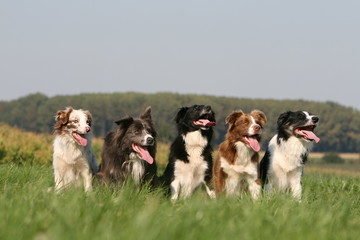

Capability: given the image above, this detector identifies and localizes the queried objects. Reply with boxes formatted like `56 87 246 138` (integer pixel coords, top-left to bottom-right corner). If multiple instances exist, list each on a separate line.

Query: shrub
322 152 345 164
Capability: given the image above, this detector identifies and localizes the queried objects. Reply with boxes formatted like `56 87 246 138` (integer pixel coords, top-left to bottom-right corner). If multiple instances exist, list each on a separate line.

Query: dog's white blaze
220 142 260 199
265 134 313 199
248 116 261 136
69 110 90 134
141 132 152 145
171 131 209 199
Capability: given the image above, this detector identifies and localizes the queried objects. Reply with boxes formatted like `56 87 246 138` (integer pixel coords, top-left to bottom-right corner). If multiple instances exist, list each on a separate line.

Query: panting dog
53 107 98 192
161 105 216 200
98 107 157 187
213 110 267 199
260 111 320 200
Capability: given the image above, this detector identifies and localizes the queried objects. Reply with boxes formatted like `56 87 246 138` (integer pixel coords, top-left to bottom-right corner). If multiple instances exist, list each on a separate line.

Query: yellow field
305 166 360 176
309 152 360 160
1 123 360 177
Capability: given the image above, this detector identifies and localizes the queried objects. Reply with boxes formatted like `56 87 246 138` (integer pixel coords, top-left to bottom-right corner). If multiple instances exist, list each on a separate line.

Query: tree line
0 92 359 152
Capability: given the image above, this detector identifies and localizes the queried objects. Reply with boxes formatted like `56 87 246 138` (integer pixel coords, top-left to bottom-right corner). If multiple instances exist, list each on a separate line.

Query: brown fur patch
251 110 267 129
54 107 73 135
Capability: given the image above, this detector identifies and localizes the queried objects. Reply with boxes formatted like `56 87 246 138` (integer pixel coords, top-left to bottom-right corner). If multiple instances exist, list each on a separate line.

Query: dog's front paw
207 190 216 199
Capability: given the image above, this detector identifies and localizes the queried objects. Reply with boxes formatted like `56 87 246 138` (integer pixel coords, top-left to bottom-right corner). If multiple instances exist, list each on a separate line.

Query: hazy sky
1 0 359 109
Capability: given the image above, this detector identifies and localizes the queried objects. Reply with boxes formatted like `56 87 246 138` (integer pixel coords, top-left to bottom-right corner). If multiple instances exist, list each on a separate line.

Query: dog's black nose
312 116 319 123
146 136 154 145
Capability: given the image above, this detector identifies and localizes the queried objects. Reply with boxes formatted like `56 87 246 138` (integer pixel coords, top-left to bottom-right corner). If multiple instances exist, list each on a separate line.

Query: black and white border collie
213 110 267 199
98 107 157 187
161 105 216 200
260 111 320 200
53 107 98 192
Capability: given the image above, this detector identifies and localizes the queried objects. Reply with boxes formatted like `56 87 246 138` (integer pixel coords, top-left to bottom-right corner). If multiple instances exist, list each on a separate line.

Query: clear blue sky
1 0 359 109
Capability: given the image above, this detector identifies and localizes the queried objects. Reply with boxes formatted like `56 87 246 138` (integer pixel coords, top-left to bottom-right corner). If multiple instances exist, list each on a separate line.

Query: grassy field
0 164 359 240
1 123 360 239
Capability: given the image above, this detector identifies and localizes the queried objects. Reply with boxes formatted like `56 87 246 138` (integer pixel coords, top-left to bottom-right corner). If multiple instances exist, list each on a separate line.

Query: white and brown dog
213 110 267 199
260 111 320 200
53 107 98 192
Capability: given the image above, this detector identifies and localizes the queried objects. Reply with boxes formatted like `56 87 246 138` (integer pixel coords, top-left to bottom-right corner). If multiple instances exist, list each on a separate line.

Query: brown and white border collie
260 111 320 200
213 110 267 199
161 105 216 200
53 107 98 192
98 107 157 187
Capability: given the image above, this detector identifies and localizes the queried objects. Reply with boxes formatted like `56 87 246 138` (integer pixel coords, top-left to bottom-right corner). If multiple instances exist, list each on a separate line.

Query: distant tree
322 152 345 164
1 92 360 152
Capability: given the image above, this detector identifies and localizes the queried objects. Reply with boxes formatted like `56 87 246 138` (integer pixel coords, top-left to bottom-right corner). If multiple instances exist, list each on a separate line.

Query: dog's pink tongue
72 133 88 146
245 137 261 152
194 119 216 126
302 130 320 143
132 144 154 164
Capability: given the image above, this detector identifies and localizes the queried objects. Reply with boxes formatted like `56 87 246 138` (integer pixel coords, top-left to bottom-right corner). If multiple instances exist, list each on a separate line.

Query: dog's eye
240 119 249 125
297 112 306 120
71 119 79 124
87 120 91 126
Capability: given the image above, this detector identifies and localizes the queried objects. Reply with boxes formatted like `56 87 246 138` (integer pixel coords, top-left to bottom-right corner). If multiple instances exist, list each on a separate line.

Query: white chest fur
269 135 313 173
220 141 257 178
172 131 209 198
53 135 87 165
183 131 208 159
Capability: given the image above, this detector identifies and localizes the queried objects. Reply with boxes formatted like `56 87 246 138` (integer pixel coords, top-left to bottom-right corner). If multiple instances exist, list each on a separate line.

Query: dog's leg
247 177 261 199
81 169 93 192
170 179 181 201
60 168 77 190
54 170 65 193
289 169 303 200
203 181 215 199
225 174 241 197
271 165 288 192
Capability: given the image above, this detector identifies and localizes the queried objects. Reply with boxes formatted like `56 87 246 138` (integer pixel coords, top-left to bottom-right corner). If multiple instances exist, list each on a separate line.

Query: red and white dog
213 110 267 199
53 107 98 192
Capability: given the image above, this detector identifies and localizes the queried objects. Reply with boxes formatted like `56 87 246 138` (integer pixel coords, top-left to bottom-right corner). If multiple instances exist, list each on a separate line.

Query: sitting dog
260 111 320 199
213 110 267 199
98 107 157 186
161 105 216 200
53 107 98 192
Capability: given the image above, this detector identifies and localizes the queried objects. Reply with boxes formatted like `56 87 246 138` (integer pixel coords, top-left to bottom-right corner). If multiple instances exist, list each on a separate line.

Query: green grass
0 164 359 240
0 124 359 239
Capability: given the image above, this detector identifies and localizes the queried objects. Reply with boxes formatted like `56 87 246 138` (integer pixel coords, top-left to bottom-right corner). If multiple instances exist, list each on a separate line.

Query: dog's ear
115 116 134 129
277 111 292 127
140 106 152 122
226 111 243 129
251 110 267 128
54 107 73 129
84 110 93 126
114 116 134 142
175 107 188 124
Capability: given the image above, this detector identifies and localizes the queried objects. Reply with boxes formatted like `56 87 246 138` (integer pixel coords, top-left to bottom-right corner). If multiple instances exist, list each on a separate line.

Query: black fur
259 149 271 185
98 107 157 186
161 105 216 195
